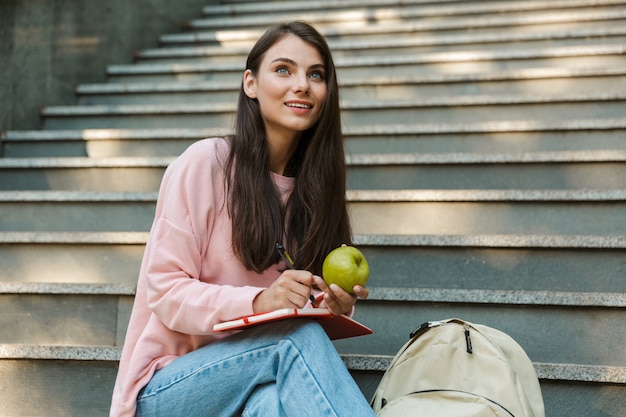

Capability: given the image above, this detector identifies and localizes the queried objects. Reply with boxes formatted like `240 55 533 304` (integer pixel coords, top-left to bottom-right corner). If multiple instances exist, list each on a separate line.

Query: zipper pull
410 320 446 338
464 324 473 354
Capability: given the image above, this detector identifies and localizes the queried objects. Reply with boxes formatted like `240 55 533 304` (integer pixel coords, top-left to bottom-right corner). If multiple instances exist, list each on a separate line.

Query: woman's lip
285 101 313 109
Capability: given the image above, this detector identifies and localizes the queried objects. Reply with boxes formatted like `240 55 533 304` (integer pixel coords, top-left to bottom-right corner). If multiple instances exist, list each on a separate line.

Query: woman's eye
309 71 324 81
276 67 289 75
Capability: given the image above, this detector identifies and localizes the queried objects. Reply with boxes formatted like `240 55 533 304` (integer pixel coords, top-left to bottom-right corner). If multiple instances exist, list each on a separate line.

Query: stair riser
0 359 118 417
139 35 626 65
105 54 626 83
346 130 626 155
3 163 626 191
78 90 240 105
0 359 621 417
0 201 156 232
41 101 626 130
0 294 132 346
0 242 144 285
351 201 626 236
361 245 626 293
2 200 626 236
0 167 165 192
3 243 624 294
337 302 626 365
3 138 199 158
6 129 626 158
348 163 626 190
77 75 626 106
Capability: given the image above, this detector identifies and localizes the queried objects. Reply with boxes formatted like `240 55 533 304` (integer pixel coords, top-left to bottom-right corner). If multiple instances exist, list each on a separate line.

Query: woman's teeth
286 103 312 109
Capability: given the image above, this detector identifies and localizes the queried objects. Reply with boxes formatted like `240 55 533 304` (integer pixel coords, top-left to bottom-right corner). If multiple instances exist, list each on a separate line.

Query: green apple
322 246 369 293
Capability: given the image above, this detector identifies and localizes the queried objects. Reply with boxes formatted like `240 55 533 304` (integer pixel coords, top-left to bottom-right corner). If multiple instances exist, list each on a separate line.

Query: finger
286 270 315 288
287 291 309 308
313 275 328 292
352 285 369 300
322 284 354 314
329 283 357 303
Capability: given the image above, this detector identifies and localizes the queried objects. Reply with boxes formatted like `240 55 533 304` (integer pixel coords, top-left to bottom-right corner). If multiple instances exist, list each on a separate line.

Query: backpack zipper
464 323 473 354
410 321 473 354
399 389 517 417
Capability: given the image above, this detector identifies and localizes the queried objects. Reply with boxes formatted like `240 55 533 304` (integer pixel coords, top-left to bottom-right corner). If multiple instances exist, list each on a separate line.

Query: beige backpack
371 318 545 417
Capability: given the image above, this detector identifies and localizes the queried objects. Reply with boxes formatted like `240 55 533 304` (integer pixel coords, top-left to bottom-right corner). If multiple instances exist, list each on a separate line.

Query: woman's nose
292 72 310 94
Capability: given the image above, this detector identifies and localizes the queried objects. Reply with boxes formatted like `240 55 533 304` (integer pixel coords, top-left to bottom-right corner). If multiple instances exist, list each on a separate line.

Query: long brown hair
224 21 351 274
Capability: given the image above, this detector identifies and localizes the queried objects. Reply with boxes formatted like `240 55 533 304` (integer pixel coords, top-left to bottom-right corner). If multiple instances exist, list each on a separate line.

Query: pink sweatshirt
110 138 298 417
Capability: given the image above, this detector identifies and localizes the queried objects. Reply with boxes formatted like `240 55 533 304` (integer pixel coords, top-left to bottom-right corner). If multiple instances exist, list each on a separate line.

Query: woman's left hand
312 275 368 316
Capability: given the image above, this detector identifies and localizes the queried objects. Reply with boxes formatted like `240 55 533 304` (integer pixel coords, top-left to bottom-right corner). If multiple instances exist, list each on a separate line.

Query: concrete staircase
1 0 626 415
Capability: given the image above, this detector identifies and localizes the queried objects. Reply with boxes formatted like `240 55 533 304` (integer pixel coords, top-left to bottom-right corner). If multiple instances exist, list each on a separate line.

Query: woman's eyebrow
271 57 297 65
271 57 325 70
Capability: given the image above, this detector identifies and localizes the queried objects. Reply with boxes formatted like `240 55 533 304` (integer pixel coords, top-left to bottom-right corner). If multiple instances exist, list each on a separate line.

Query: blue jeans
136 320 376 417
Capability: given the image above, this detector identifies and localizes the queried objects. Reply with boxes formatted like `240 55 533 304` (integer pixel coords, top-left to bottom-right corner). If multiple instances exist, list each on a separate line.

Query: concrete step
161 8 626 46
2 232 624 294
0 231 146 285
138 27 626 64
0 191 157 232
185 0 626 32
340 292 626 361
2 283 623 365
5 119 626 158
3 151 626 191
105 44 626 83
1 127 228 158
200 0 626 19
2 190 626 236
1 345 623 417
76 68 626 106
40 92 626 130
0 346 120 417
0 283 133 346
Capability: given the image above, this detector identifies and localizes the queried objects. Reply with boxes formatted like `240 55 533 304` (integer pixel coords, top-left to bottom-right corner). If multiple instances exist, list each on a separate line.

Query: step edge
366 287 626 307
352 234 626 249
4 151 626 167
0 345 623 383
0 282 135 295
346 189 626 202
2 189 626 203
1 282 623 308
1 232 624 249
341 354 626 384
0 231 149 244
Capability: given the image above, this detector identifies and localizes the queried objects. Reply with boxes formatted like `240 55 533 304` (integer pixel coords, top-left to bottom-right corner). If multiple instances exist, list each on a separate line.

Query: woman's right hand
252 269 316 313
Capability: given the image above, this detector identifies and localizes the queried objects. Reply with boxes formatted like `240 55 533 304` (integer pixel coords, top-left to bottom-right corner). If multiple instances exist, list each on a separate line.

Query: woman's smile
285 100 314 113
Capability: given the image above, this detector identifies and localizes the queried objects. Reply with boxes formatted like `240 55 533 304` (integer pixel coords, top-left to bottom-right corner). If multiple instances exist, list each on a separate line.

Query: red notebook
212 308 373 340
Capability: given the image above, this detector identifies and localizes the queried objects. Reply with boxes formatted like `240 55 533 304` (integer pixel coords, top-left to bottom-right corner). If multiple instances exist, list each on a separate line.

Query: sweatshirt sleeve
142 141 264 335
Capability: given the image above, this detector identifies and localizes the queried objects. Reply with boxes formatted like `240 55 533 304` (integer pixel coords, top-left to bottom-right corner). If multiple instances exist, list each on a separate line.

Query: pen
275 243 319 307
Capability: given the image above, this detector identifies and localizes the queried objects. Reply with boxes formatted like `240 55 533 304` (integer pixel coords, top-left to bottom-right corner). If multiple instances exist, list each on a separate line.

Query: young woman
110 21 375 417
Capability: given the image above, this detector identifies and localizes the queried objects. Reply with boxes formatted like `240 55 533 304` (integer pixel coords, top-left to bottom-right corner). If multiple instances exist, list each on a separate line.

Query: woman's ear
243 69 257 99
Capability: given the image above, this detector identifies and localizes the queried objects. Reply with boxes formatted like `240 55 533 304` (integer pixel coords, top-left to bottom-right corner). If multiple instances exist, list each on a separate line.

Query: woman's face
243 34 328 144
